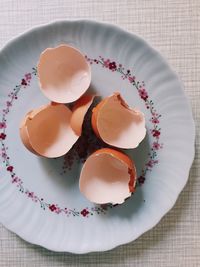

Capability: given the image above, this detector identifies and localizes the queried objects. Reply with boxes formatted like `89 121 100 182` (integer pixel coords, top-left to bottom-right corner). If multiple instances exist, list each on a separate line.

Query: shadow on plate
37 87 151 219
38 156 81 188
96 132 150 219
38 114 151 219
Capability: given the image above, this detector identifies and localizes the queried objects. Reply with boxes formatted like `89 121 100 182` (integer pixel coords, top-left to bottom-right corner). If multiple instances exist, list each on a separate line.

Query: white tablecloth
0 0 199 266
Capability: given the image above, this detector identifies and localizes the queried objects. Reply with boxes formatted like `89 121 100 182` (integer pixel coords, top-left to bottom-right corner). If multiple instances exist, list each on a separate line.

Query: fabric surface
0 0 199 266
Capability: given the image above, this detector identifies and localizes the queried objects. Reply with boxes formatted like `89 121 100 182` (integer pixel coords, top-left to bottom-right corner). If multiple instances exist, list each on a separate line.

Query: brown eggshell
79 148 137 204
37 44 91 103
20 103 79 158
20 111 39 155
91 92 146 149
70 94 95 136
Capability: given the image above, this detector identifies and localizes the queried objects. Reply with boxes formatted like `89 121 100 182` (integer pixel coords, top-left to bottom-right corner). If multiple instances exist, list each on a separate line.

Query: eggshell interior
70 94 95 136
79 148 136 204
20 103 79 158
38 45 91 103
92 93 146 149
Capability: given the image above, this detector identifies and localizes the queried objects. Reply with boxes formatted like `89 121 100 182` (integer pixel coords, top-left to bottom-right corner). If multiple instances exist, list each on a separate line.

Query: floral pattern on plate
0 56 163 217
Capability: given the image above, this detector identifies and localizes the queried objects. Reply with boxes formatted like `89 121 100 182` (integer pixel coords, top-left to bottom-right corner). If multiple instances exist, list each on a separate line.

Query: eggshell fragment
92 92 146 149
79 148 136 204
20 103 79 158
70 94 95 136
37 45 91 103
20 110 39 155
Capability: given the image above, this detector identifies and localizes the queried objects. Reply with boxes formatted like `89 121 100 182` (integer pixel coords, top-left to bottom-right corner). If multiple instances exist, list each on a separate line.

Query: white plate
0 20 195 253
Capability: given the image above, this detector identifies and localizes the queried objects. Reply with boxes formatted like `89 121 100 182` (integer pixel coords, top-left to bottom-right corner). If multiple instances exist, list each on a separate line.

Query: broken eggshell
79 148 137 205
37 44 91 103
20 110 39 155
92 92 146 149
70 94 95 136
19 103 79 158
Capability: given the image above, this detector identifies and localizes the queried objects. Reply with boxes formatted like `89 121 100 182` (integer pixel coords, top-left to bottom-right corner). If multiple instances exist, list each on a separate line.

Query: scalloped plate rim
0 19 195 254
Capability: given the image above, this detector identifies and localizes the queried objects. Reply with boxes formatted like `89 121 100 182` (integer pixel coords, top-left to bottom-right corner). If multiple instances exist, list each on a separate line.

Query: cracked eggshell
19 103 79 158
92 92 146 149
20 110 39 155
70 94 95 136
79 148 137 205
37 44 91 103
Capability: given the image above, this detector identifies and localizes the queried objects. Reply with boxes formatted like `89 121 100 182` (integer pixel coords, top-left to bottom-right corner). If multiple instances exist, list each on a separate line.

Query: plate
0 20 195 253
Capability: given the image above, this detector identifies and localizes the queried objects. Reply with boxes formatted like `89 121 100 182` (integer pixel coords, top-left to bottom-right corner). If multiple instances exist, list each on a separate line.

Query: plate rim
0 19 196 254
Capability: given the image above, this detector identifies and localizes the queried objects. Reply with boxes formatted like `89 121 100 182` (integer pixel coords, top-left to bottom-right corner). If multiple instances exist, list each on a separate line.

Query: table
0 1 199 266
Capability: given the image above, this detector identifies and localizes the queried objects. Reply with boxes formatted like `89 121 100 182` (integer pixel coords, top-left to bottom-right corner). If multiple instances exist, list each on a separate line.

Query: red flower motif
146 159 158 168
103 59 110 68
81 209 89 217
152 142 160 150
25 73 31 81
21 79 27 86
28 192 34 198
1 151 7 159
12 176 19 183
6 101 12 107
0 122 6 129
108 61 117 70
0 133 6 140
139 88 148 101
152 129 160 137
128 76 135 83
138 176 145 185
7 166 13 172
146 160 154 168
151 117 159 124
49 204 57 212
55 208 62 214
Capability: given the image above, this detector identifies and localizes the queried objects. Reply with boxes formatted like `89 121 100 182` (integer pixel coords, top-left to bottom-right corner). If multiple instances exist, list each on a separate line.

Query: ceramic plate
0 20 195 253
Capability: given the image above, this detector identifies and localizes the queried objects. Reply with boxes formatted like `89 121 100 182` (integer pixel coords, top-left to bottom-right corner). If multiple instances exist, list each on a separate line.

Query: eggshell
37 44 91 103
20 103 79 158
70 94 95 136
92 92 146 149
79 148 136 204
20 110 39 155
